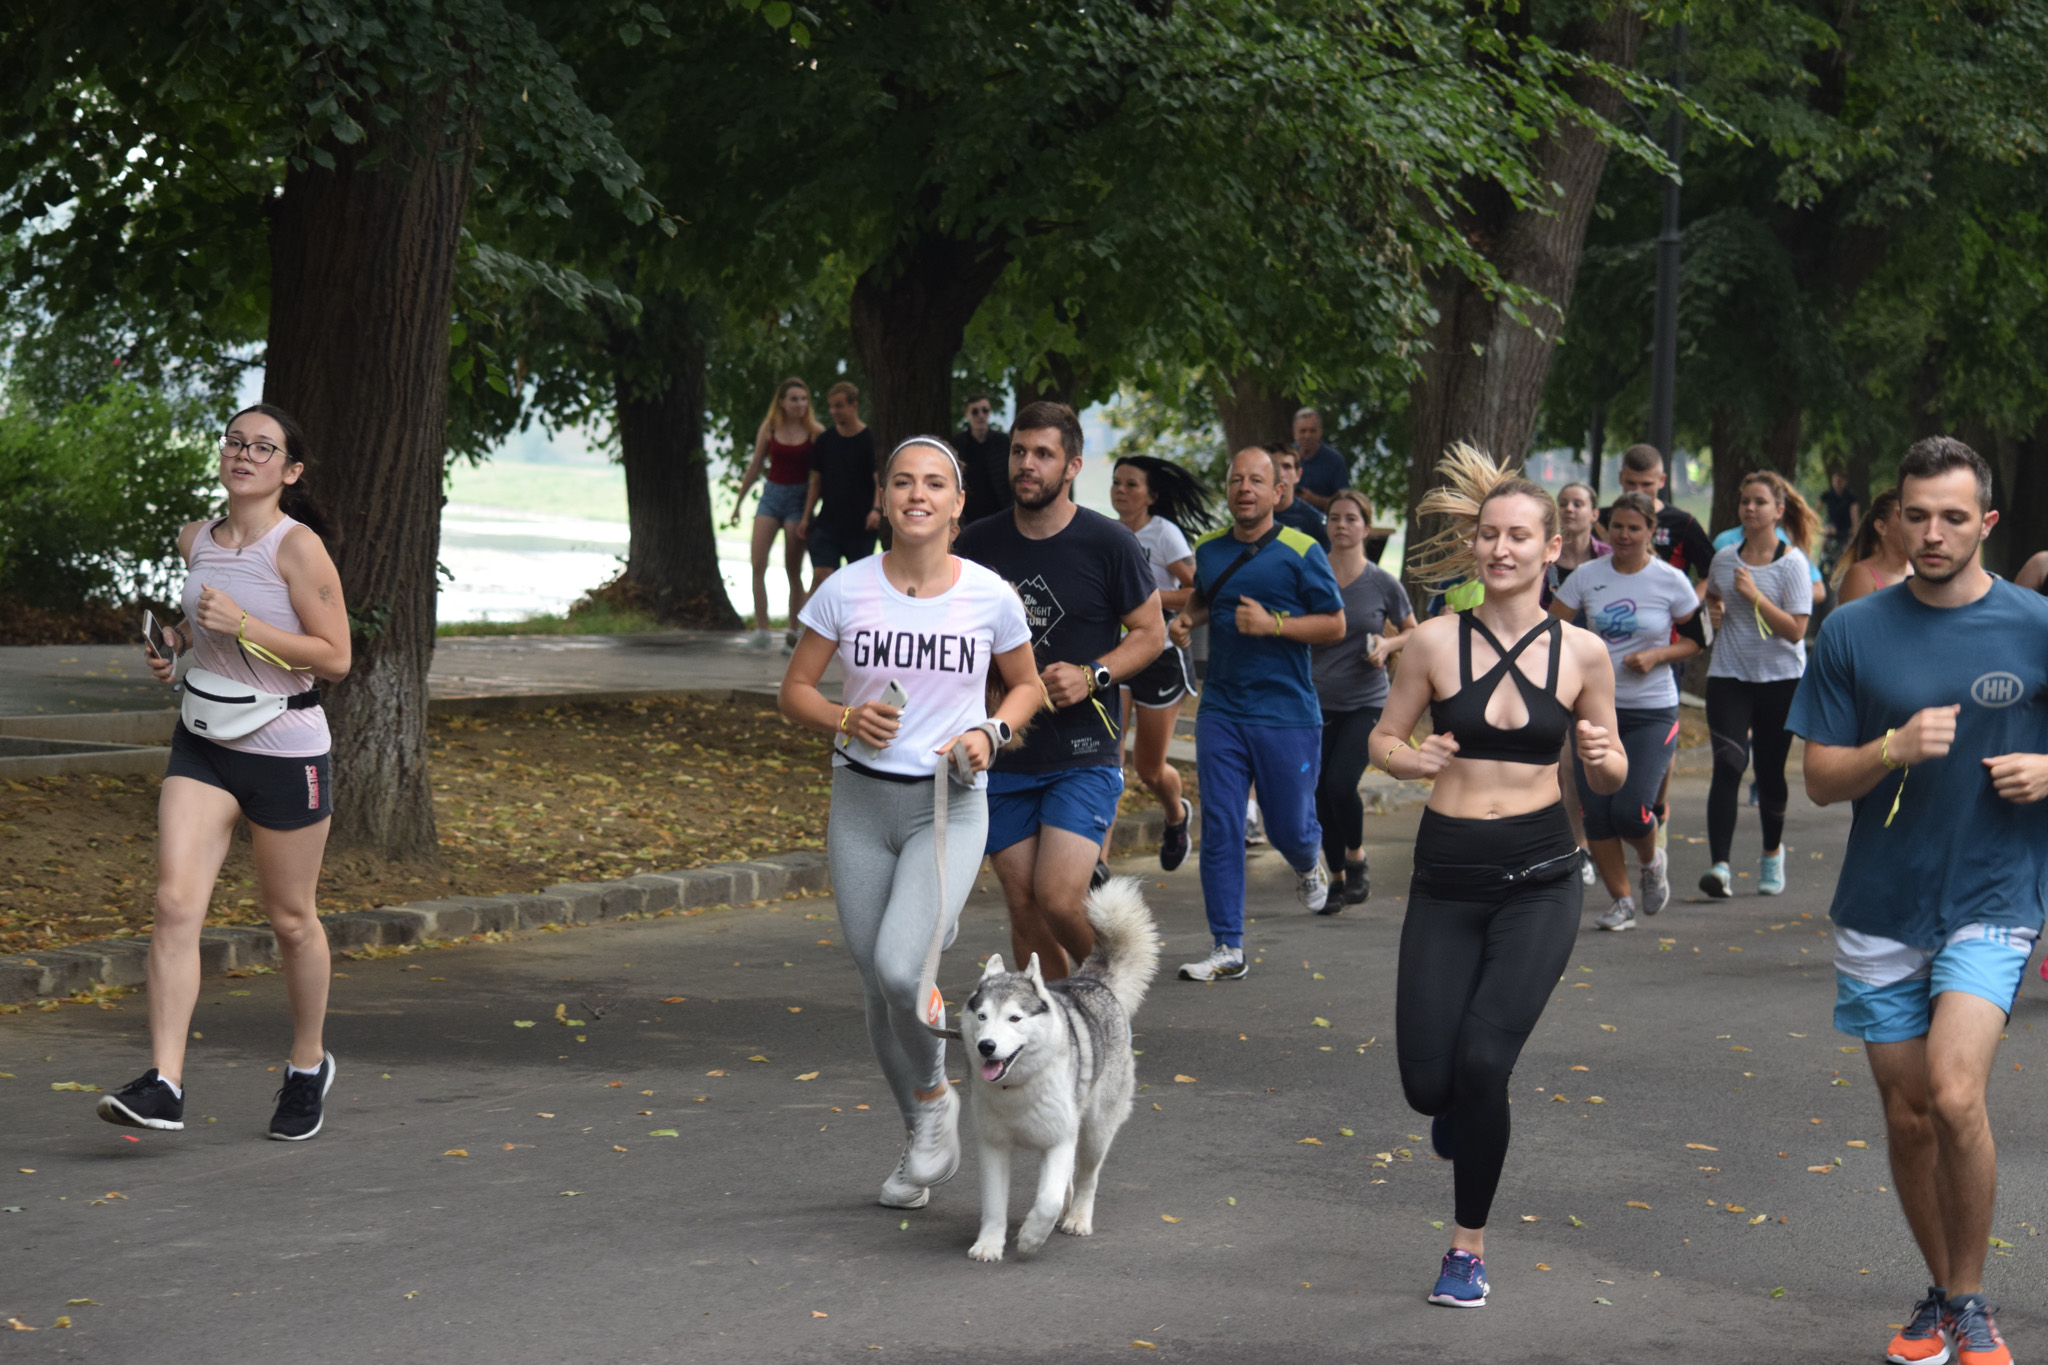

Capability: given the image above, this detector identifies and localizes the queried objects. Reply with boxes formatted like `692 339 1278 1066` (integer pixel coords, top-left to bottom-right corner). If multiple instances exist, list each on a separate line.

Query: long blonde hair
1403 443 1558 586
1738 469 1818 558
759 377 825 441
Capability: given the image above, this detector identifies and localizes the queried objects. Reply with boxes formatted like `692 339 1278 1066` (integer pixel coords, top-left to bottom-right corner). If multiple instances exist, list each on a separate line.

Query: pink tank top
181 515 331 757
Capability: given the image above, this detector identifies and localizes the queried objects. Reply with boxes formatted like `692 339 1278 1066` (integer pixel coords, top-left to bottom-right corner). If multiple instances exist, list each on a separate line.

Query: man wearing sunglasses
955 394 1012 527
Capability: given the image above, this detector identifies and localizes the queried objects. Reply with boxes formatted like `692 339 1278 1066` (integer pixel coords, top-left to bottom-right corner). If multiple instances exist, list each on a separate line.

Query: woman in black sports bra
1368 444 1627 1309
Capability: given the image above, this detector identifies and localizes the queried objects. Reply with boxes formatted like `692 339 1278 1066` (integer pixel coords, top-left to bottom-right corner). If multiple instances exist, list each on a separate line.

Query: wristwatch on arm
974 718 1013 752
1086 661 1113 696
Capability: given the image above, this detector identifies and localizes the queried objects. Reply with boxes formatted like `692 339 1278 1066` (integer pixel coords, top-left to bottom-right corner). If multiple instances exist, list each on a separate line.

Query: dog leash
919 749 966 1042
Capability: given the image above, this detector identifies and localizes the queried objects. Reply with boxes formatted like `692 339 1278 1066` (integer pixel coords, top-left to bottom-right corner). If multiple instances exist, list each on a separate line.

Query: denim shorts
755 478 808 525
984 766 1124 854
1833 923 2038 1043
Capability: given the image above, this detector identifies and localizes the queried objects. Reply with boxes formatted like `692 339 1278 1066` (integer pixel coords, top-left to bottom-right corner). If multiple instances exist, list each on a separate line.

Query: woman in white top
97 404 352 1142
1550 492 1704 931
1699 470 1815 899
780 437 1042 1212
1106 455 1216 872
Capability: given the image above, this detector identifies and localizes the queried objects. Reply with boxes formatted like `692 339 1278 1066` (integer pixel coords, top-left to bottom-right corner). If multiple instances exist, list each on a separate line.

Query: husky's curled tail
1074 874 1160 1017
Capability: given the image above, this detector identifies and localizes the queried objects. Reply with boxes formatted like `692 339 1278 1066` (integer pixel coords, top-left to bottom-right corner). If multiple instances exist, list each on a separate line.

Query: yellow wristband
839 706 853 735
1880 728 1904 770
1272 610 1288 637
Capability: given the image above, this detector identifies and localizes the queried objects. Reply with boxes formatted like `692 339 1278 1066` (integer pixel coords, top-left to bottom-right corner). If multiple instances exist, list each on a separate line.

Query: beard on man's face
1011 471 1066 510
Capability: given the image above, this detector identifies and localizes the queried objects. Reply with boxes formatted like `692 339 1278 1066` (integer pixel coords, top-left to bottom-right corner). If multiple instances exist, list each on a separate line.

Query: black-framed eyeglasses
220 436 283 464
968 406 991 417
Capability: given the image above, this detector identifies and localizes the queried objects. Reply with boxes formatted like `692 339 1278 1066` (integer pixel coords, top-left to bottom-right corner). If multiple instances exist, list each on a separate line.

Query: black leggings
1397 805 1581 1231
1705 676 1800 863
1573 706 1679 841
1316 705 1382 872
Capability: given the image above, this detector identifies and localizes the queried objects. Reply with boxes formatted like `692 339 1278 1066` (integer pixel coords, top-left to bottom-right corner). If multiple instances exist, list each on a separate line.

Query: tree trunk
850 233 1012 457
1586 406 1608 498
1402 7 1640 581
1981 421 2048 579
1212 371 1297 455
1709 397 1801 535
263 92 475 861
612 294 741 627
1014 349 1087 413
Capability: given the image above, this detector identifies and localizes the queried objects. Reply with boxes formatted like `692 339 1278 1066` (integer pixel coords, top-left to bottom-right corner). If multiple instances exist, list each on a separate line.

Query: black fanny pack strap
1197 525 1281 608
286 687 322 711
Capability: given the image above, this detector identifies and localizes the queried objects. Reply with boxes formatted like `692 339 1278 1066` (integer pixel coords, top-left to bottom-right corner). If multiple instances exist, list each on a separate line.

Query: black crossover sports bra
1427 613 1573 764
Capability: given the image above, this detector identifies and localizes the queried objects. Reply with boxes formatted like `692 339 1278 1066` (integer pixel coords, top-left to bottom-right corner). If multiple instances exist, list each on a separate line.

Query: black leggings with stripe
1705 676 1800 863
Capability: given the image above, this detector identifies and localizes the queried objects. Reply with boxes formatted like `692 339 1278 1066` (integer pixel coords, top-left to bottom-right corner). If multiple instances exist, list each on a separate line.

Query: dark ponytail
227 402 339 544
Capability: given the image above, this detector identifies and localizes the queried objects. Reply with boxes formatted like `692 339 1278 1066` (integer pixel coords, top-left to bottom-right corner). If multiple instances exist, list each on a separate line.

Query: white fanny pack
179 667 322 741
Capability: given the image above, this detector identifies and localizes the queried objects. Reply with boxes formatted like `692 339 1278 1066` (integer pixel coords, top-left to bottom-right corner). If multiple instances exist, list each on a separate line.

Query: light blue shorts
755 478 808 525
1833 923 2039 1044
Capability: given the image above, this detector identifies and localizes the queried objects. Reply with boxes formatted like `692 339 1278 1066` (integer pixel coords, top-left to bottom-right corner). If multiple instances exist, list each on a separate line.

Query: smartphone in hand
141 609 173 660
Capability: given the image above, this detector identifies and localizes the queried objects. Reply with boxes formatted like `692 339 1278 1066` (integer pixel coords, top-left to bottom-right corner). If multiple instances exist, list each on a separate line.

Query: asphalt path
4 773 2044 1363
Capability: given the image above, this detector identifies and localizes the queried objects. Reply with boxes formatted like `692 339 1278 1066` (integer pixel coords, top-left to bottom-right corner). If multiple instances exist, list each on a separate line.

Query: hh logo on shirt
1012 574 1067 647
1972 672 2025 708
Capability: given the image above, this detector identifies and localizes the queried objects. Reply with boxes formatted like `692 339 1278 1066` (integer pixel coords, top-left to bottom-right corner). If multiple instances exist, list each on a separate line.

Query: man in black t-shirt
1819 467 1860 560
1271 445 1330 549
801 381 879 588
954 393 1011 527
1609 443 1714 579
954 400 1164 979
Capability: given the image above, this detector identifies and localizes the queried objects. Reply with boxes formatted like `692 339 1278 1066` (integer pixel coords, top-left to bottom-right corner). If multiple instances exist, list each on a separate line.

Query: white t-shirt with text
1131 516 1195 595
1553 554 1700 709
797 554 1032 787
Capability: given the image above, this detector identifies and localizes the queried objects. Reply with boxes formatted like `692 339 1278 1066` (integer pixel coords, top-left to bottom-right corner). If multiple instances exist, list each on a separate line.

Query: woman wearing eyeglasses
95 404 353 1143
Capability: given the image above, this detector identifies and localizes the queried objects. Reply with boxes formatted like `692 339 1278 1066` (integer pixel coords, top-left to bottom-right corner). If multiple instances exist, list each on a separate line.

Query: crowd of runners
85 387 2048 1363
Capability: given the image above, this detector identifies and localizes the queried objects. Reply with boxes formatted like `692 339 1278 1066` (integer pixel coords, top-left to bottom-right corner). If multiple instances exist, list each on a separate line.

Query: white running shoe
1699 862 1732 899
1596 897 1638 932
1638 848 1670 916
1758 848 1787 896
878 1154 929 1209
1177 944 1248 982
1296 858 1330 912
899 1083 960 1188
747 629 776 651
1244 796 1266 846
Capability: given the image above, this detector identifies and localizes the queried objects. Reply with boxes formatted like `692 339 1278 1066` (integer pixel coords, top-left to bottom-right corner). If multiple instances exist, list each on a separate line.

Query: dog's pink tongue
979 1059 1004 1082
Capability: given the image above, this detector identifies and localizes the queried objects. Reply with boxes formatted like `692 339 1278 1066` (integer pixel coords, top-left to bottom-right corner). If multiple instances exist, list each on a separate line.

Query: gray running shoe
1596 898 1638 932
1638 848 1670 916
1178 944 1248 982
1295 858 1330 912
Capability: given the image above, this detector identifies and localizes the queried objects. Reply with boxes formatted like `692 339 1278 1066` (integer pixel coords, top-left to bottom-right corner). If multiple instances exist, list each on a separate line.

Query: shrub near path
0 696 839 957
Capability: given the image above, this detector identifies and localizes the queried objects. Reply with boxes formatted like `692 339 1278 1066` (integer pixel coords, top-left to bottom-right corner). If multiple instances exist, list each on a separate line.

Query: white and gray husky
961 876 1159 1262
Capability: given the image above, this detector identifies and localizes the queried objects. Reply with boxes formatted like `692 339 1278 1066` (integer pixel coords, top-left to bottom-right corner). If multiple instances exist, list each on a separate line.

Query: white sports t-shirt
1552 554 1700 709
797 554 1032 787
1131 516 1195 594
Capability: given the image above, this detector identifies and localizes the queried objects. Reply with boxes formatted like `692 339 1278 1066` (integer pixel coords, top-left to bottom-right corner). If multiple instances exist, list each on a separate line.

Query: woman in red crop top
732 377 825 649
1367 444 1627 1309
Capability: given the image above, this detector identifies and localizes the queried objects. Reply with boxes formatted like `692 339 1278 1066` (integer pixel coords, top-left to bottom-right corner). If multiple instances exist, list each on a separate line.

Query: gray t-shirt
1311 562 1412 714
1706 543 1812 682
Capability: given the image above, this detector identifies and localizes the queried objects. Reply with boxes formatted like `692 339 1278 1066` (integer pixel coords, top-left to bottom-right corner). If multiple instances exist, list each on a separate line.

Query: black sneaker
268 1052 336 1141
1335 858 1369 907
1090 860 1111 891
1160 800 1192 872
96 1069 184 1131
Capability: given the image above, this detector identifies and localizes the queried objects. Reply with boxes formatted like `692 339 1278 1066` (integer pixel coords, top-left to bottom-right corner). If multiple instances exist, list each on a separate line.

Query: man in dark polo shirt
954 393 1011 527
954 401 1164 979
1290 407 1348 512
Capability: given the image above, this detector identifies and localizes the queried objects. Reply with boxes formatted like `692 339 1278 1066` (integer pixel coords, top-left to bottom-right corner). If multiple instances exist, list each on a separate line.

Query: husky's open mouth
978 1050 1018 1083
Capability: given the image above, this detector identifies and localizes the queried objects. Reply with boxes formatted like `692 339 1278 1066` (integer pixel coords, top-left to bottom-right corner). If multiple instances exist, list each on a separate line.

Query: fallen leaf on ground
1174 1074 1197 1084
536 1112 555 1118
649 1129 679 1137
1846 1140 1868 1149
747 1056 769 1063
560 1191 582 1197
1769 1287 1786 1298
1600 1024 1617 1032
1807 1166 1833 1174
1750 1214 1768 1225
662 997 686 1004
49 1082 101 1092
606 1081 623 1089
513 1021 536 1028
705 1069 725 1077
1686 1143 1719 1151
7 1319 36 1331
1312 1017 1331 1028
795 1072 819 1082
811 1311 828 1319
613 1145 628 1154
443 1149 468 1158
65 1300 97 1307
788 1007 802 1014
1587 1096 1606 1104
1161 1214 1179 1223
1535 1263 1552 1271
1726 1205 1747 1212
1297 1137 1323 1145
1521 1215 1540 1222
51 1317 70 1329
1568 1215 1585 1227
1627 1201 1651 1210
1338 1128 1354 1137
1570 1065 1589 1072
1595 1297 1612 1305
1132 1342 1157 1350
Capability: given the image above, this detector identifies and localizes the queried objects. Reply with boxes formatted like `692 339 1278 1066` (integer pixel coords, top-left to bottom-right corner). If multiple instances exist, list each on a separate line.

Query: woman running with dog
780 436 1042 1212
96 404 351 1141
1106 454 1216 872
1368 445 1625 1308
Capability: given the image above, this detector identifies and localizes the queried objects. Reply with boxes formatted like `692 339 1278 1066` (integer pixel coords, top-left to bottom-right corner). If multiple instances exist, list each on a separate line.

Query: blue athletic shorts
984 766 1124 854
755 478 807 525
1833 923 2039 1044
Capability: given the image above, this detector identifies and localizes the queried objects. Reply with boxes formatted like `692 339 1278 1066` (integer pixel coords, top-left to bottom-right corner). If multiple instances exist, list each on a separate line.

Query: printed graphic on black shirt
954 506 1155 772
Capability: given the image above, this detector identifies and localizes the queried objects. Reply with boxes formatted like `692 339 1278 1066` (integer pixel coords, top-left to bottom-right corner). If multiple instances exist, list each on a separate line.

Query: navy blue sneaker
1431 1111 1455 1161
1428 1248 1488 1307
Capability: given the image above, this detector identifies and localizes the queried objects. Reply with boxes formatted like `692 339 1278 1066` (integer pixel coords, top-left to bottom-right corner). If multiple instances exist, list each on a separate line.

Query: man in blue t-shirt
1787 437 2048 1365
1166 447 1344 981
1290 407 1348 512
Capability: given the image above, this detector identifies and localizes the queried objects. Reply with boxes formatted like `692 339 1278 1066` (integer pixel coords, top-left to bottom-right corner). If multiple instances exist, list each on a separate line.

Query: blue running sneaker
1431 1112 1455 1161
1758 848 1786 896
1428 1248 1488 1307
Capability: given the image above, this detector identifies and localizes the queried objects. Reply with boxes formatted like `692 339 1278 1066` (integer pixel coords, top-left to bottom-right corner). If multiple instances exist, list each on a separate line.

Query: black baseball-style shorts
167 724 333 831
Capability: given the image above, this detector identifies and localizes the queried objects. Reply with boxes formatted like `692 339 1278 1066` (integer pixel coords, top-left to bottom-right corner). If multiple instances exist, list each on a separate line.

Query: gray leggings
827 765 988 1125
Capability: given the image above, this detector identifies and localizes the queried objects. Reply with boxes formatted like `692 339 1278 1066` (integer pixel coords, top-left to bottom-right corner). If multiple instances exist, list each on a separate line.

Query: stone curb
0 779 1431 1008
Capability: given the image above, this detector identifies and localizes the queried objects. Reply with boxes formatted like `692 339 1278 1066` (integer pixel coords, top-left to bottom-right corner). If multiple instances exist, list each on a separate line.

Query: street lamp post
1648 24 1685 483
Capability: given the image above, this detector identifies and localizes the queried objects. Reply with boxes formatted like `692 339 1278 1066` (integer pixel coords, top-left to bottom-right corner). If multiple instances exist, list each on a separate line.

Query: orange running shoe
1946 1293 2011 1365
1885 1287 1951 1365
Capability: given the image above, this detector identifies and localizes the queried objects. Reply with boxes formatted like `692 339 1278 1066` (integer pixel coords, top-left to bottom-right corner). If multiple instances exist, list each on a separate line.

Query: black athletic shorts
167 723 333 830
1125 640 1195 710
807 520 877 570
